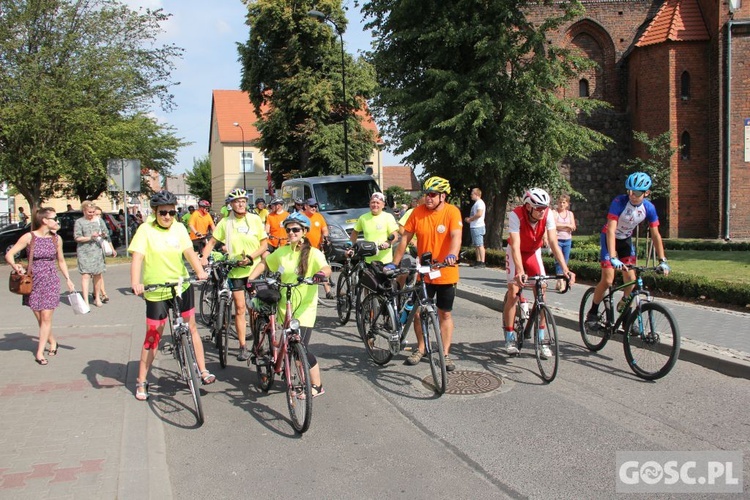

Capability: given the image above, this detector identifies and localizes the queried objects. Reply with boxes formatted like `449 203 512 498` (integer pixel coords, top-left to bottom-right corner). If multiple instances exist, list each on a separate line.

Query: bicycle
145 279 207 425
358 252 449 394
578 265 681 380
206 257 246 368
248 274 324 433
334 240 377 325
507 274 571 382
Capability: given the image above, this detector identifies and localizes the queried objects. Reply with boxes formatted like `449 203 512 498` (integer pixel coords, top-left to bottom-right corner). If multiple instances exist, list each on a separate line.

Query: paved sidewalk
455 264 750 379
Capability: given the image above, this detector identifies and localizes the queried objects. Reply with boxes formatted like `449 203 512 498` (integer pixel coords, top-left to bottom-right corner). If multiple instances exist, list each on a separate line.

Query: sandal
311 384 325 398
201 370 216 385
48 343 58 356
405 349 424 365
35 357 48 366
101 294 110 304
135 381 149 401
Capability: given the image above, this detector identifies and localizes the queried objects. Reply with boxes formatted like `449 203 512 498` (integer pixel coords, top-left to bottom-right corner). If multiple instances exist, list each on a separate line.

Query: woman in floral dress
6 207 76 365
74 201 110 307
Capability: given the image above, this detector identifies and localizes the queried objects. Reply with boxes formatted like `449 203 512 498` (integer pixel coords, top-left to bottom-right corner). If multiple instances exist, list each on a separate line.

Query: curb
457 285 750 381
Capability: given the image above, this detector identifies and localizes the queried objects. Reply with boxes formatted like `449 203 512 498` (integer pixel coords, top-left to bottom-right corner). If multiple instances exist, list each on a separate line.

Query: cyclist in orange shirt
264 198 289 250
188 199 215 254
391 176 462 372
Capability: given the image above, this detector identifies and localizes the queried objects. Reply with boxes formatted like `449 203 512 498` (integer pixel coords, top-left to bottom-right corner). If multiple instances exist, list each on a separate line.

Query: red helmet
198 200 211 208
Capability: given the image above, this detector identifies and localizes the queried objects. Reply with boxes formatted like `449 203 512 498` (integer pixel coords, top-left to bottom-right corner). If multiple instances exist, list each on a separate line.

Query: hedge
463 247 750 308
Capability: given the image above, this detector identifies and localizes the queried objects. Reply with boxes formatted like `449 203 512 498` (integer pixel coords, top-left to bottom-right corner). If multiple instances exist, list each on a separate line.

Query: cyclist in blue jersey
585 172 670 328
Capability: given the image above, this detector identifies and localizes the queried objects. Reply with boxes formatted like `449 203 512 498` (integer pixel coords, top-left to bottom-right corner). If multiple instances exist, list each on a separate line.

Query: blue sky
123 0 400 174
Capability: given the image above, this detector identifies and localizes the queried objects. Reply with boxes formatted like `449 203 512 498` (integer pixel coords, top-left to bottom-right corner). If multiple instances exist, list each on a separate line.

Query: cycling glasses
285 227 303 234
158 210 178 217
628 189 646 197
425 192 441 198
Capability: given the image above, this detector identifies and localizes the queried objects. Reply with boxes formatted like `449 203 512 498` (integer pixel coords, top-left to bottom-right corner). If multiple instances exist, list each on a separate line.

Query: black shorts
146 285 195 322
424 283 456 312
228 277 248 292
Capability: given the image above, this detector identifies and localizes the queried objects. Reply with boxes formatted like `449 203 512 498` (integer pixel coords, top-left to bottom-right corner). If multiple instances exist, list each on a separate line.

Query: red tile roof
382 165 420 191
211 90 379 145
636 0 709 47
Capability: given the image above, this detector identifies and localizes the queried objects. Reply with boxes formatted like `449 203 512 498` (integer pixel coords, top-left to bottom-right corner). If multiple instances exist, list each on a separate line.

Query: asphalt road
158 294 750 499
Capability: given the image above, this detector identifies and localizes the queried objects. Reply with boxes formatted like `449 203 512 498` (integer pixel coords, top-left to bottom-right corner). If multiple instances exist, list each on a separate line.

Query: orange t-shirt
189 210 214 240
403 203 462 284
304 211 328 249
266 210 289 248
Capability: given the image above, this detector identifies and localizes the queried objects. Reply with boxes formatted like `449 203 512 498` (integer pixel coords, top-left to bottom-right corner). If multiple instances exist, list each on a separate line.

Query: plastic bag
69 292 90 315
100 239 115 257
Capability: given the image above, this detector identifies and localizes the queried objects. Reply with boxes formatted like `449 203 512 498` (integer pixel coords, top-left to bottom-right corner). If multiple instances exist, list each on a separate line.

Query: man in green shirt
350 192 400 264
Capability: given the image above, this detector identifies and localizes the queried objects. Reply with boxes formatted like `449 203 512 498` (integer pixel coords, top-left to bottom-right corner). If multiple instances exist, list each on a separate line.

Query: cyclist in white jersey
585 172 670 327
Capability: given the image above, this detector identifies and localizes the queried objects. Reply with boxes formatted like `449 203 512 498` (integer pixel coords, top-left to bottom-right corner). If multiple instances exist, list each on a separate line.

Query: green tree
384 185 411 207
238 0 378 186
185 155 212 202
621 131 675 201
362 0 611 248
0 0 184 213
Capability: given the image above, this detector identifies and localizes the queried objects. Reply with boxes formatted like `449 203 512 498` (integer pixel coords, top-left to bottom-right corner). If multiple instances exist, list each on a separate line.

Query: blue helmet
282 212 311 229
626 172 652 191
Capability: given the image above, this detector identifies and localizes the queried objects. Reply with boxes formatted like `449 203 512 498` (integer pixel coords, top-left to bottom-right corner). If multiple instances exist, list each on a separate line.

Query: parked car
0 223 31 259
57 211 123 253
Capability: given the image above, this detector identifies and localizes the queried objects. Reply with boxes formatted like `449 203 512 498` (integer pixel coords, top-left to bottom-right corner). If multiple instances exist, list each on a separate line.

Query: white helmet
523 188 550 208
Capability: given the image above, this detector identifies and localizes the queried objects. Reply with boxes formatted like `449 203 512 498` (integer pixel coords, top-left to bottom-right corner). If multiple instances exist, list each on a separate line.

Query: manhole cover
422 370 505 395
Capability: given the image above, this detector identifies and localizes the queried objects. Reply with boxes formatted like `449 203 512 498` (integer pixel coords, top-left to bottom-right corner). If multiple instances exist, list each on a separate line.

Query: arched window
681 71 690 101
681 131 691 159
579 79 590 97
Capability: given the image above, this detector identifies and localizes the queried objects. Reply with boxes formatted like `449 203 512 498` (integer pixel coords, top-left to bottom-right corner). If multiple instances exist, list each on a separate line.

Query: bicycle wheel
182 333 205 425
623 302 680 380
422 308 447 394
534 305 559 382
359 293 396 365
199 281 216 327
286 342 313 433
579 287 609 351
217 299 231 369
336 271 352 324
253 317 274 392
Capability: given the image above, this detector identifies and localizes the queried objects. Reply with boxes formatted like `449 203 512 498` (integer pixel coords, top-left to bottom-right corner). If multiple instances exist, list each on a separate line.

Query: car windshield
313 180 379 211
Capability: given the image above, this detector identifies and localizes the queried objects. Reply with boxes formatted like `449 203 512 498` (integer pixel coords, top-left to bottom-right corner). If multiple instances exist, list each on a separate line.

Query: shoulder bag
9 235 35 295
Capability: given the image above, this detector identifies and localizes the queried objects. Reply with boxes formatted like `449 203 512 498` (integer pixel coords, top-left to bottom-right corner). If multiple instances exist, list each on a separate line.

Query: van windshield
313 180 379 211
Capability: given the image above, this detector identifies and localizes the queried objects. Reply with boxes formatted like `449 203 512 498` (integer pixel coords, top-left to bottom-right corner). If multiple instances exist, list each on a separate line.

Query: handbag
9 270 33 295
100 238 115 257
8 234 35 295
69 292 90 315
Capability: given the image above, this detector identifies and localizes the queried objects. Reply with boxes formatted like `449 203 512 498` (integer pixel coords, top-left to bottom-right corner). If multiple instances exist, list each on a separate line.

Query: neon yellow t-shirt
265 245 328 327
354 211 399 263
399 208 417 248
253 208 269 223
128 221 192 302
212 213 267 278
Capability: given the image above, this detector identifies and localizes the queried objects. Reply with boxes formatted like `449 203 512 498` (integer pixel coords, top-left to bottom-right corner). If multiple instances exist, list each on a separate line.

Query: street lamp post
233 122 247 190
308 9 349 174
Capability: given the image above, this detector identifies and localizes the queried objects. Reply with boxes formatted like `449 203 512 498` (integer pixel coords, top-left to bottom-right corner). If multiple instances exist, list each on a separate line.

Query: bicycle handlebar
143 279 206 292
517 274 572 294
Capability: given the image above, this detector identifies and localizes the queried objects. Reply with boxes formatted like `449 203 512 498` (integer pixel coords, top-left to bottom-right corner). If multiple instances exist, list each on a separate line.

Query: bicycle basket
253 281 281 304
359 261 392 292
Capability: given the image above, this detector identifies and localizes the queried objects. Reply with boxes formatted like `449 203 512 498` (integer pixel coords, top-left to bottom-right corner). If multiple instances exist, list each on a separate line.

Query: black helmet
150 190 177 207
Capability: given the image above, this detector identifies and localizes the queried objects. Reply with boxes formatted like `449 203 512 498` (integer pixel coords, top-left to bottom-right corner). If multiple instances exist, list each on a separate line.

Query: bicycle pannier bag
254 281 281 304
9 270 33 295
359 262 390 292
354 240 377 258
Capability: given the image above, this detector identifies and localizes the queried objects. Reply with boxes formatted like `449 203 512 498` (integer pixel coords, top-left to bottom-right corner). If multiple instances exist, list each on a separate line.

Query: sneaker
585 312 600 330
540 345 552 359
406 349 424 365
237 346 250 361
325 289 335 300
444 354 456 372
617 299 628 313
505 340 519 356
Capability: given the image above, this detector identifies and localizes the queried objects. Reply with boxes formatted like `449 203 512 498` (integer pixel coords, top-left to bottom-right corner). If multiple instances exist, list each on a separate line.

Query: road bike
578 265 681 380
145 279 206 425
358 252 449 394
334 240 377 325
248 274 323 433
507 274 571 383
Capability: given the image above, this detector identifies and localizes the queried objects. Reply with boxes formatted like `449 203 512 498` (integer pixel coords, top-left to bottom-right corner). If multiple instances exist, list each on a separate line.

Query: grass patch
669 250 750 284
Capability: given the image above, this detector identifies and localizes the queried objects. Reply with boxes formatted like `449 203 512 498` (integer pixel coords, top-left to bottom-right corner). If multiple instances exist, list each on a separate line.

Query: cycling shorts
228 277 248 292
599 234 636 268
145 285 195 328
425 283 456 312
506 248 544 282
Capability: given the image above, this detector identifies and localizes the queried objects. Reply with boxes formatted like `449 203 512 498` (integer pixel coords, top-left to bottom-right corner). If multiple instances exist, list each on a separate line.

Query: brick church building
527 0 749 239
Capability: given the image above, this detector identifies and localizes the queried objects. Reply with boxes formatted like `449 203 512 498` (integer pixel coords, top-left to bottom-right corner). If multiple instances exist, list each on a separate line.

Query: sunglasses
44 217 59 222
629 189 645 197
425 192 441 198
531 206 547 212
285 227 303 234
158 210 178 217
